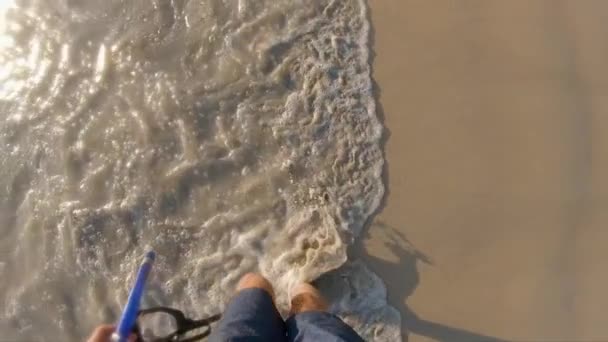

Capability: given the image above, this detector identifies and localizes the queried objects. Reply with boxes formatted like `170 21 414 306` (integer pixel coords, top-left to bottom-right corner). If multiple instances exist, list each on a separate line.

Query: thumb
86 324 115 342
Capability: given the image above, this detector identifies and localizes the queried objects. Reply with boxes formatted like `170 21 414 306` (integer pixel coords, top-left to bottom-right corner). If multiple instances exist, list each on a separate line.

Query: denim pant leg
209 288 287 342
286 311 364 342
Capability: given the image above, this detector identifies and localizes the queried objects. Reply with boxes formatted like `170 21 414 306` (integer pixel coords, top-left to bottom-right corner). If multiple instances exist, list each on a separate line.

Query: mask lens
137 311 178 340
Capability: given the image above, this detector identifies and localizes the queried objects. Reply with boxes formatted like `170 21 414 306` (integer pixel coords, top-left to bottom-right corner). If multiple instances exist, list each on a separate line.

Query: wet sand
361 1 608 341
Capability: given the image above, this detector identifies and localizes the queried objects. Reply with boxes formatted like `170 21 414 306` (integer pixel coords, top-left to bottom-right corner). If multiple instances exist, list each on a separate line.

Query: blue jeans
208 288 364 342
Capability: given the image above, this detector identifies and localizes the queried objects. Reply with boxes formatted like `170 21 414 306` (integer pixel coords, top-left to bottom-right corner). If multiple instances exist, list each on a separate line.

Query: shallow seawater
0 0 398 340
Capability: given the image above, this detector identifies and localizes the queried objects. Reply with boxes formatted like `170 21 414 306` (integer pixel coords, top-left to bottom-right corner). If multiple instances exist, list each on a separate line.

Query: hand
86 324 137 342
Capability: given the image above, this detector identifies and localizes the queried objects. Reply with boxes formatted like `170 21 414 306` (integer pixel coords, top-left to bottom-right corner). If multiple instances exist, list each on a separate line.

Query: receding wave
0 0 399 340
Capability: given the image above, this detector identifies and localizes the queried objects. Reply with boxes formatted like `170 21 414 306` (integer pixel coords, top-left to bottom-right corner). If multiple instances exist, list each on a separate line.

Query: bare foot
236 273 275 300
289 282 328 315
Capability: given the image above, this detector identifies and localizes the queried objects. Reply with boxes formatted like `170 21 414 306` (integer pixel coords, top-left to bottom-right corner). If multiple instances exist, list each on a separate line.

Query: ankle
289 283 328 315
237 273 275 299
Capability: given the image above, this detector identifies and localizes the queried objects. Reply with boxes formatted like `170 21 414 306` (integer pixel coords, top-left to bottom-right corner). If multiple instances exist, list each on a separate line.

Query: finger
87 324 115 342
127 333 138 342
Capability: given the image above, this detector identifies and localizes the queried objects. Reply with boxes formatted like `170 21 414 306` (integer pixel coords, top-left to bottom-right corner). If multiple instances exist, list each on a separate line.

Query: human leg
209 273 286 342
286 283 364 342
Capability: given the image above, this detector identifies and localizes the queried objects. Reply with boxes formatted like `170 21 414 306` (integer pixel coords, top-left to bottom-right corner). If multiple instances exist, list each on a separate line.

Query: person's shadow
354 221 509 342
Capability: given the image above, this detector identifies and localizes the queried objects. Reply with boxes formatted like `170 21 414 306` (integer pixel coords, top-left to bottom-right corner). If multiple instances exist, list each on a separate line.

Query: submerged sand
363 1 608 341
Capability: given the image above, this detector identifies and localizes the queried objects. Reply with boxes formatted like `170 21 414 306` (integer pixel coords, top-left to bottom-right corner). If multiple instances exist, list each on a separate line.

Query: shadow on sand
353 222 509 342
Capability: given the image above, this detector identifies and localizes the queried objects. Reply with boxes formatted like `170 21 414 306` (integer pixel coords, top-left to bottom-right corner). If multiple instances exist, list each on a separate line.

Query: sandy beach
362 1 608 341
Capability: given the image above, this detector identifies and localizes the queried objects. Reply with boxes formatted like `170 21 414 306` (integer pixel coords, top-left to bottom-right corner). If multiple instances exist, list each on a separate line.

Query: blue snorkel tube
111 251 155 342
